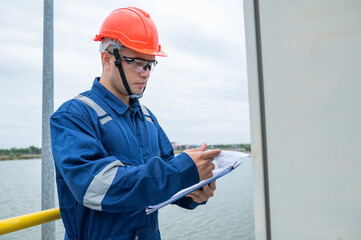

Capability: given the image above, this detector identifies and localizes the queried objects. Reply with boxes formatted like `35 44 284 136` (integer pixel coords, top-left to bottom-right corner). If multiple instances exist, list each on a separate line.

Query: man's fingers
209 181 216 191
198 143 207 151
188 191 207 203
201 185 214 198
187 190 200 197
201 149 221 159
209 162 215 171
186 193 195 198
200 162 215 172
204 170 213 180
187 143 207 152
204 157 216 162
189 190 202 198
187 185 216 203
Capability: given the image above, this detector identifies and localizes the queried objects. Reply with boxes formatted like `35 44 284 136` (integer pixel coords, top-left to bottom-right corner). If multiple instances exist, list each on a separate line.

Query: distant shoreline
1 149 250 161
0 154 42 161
174 148 250 155
0 146 42 161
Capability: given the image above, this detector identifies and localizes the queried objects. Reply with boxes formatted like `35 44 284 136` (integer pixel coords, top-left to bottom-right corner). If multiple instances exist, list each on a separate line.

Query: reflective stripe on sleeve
74 95 113 125
83 160 124 211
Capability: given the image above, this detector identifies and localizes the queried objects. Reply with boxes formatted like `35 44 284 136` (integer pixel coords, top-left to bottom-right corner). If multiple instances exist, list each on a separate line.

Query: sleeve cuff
169 152 199 189
182 196 207 209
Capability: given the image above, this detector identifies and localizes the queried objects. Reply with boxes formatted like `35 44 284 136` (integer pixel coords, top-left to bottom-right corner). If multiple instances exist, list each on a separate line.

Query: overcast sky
0 0 250 149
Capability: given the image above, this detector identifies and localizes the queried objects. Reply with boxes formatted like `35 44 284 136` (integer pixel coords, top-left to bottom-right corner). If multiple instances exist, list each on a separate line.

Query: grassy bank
0 154 42 161
1 144 250 161
0 146 41 161
174 148 250 155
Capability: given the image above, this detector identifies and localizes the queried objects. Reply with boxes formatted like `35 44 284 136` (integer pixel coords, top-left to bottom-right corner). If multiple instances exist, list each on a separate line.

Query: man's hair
101 44 125 71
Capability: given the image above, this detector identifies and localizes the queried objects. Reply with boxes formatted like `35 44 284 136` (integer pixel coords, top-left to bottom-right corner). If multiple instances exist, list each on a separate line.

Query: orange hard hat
94 7 167 57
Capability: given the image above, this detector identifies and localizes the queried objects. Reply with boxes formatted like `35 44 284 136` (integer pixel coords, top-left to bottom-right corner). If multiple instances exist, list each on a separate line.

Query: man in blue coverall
50 7 220 240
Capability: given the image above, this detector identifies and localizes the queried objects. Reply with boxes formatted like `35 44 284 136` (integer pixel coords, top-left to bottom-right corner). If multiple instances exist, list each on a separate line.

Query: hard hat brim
94 35 167 57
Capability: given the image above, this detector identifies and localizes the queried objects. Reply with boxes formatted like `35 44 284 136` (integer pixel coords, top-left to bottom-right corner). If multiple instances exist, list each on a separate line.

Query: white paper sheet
145 151 251 214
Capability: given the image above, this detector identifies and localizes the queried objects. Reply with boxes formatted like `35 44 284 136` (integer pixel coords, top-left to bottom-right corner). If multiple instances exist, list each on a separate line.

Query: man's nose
140 67 151 78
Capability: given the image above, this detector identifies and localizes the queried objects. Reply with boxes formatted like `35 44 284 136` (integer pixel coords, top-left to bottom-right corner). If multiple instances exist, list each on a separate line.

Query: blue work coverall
50 78 202 240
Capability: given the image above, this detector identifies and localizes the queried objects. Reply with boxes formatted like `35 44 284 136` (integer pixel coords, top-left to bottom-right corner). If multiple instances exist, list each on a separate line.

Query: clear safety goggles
105 50 158 73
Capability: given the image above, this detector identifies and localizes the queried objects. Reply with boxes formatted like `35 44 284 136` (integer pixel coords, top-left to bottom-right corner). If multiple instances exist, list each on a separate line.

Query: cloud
0 0 250 148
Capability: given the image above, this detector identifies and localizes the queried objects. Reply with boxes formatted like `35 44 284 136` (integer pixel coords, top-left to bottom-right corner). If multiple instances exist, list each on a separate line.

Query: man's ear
101 51 113 71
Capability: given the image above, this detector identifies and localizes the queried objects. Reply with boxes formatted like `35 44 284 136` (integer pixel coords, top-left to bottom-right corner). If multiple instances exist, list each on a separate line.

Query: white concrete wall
244 0 361 239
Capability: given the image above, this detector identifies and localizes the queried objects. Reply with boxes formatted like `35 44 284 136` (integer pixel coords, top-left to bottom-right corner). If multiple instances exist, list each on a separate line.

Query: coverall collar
92 77 130 116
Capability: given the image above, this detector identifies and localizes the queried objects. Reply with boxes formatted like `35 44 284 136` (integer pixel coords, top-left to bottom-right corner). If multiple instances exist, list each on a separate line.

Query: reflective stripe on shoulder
74 95 112 125
140 105 153 124
83 160 124 211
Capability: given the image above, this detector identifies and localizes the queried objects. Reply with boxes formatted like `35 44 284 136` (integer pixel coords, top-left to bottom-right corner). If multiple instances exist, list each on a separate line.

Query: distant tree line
207 144 251 152
0 146 41 160
1 143 251 160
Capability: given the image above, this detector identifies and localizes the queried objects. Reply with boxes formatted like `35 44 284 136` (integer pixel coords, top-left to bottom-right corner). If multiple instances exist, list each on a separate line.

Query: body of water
0 158 254 239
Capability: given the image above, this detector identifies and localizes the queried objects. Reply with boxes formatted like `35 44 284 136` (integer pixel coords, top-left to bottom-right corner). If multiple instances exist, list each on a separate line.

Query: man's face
109 47 156 98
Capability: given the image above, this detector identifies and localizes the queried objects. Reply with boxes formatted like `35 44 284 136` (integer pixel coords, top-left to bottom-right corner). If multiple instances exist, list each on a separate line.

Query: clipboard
145 151 251 214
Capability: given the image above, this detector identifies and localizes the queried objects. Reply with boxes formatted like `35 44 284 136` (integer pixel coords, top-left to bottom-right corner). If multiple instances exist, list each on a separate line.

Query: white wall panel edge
243 1 268 239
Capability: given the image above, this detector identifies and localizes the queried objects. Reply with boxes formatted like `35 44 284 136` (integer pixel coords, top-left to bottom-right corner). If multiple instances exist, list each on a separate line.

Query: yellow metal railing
0 208 61 235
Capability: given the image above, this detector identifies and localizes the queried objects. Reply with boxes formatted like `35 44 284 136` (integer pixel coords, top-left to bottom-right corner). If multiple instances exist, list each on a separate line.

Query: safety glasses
105 50 158 73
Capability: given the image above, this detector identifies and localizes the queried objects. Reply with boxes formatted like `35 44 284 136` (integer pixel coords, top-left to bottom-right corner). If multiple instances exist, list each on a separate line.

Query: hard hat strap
113 48 133 96
113 47 144 99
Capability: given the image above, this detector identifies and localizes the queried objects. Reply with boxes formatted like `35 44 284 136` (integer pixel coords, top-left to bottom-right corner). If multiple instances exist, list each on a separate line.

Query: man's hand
186 181 216 203
184 143 221 181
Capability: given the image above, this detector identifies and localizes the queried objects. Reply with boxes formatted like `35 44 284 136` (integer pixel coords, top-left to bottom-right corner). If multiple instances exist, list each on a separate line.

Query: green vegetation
174 143 251 155
207 144 251 152
0 146 41 161
1 143 251 160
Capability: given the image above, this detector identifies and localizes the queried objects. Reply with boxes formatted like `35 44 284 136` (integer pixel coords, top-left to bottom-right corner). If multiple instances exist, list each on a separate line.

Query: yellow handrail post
0 208 61 235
